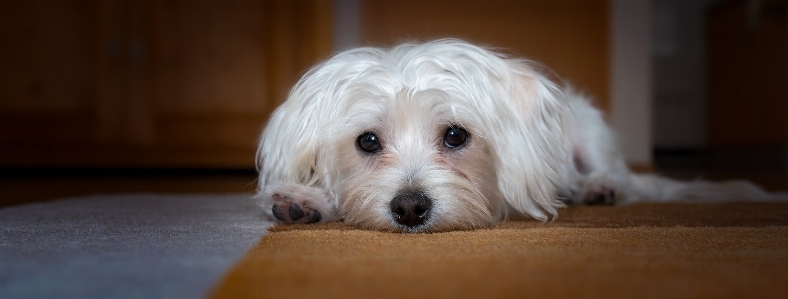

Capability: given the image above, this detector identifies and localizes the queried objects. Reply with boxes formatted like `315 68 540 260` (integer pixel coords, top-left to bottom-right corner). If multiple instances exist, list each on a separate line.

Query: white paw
581 185 618 205
574 173 629 205
259 183 339 224
270 194 323 224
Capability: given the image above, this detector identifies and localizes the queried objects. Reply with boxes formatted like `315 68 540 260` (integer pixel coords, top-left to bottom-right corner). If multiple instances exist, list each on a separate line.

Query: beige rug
210 203 788 299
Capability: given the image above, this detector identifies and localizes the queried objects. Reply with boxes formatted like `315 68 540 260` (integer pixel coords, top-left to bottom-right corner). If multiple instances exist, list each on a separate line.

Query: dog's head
259 39 574 232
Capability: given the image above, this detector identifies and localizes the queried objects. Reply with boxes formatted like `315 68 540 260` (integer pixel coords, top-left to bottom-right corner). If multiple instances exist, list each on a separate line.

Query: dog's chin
345 217 497 233
340 201 499 233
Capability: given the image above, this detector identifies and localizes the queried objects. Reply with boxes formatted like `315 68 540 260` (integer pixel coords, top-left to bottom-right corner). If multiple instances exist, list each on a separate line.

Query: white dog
256 39 778 233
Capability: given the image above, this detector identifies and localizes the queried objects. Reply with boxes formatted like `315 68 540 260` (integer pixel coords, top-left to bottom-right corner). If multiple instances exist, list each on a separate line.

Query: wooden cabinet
0 0 331 168
707 0 788 146
1 0 608 169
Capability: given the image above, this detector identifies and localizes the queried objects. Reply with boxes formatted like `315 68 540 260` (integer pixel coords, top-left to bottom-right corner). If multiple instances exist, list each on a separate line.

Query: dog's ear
257 46 392 198
490 60 574 220
256 62 339 193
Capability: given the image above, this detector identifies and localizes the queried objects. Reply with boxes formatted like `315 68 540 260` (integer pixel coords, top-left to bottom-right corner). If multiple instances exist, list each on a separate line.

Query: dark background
1 0 786 206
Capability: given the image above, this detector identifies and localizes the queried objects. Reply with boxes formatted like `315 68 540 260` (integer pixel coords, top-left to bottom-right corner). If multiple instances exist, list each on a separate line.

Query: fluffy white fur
256 39 782 233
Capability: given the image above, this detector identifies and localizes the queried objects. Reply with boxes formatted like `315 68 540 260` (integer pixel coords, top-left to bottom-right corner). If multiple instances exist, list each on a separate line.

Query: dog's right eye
357 132 382 153
444 126 468 149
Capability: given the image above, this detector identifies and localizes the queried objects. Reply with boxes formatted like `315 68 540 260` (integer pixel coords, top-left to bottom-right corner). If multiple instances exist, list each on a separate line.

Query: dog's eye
444 126 468 148
357 132 382 153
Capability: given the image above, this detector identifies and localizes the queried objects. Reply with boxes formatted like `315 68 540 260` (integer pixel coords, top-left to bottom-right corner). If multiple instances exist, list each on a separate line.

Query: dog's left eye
357 132 382 153
444 127 468 148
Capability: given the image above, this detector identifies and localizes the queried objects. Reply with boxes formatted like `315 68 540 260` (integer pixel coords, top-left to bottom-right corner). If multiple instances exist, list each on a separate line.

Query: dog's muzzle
390 192 432 228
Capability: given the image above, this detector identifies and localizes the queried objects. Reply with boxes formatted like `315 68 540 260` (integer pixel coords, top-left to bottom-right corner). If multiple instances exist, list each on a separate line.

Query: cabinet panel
0 0 332 168
0 1 96 111
152 1 266 113
707 0 788 146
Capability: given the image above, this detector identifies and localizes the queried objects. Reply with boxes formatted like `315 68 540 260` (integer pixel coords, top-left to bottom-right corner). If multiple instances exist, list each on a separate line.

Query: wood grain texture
0 0 332 168
707 0 788 146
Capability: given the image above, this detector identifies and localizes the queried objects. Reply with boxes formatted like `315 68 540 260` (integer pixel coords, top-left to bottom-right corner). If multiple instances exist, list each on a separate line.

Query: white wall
611 0 653 165
333 0 361 52
652 0 714 149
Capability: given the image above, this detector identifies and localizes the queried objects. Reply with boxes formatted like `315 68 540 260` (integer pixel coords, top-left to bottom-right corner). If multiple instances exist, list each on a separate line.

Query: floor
0 193 274 299
1 169 272 299
1 166 785 299
210 203 788 299
0 169 259 208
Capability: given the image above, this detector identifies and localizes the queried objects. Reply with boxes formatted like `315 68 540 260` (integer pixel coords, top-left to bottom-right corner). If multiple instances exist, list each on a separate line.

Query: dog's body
256 39 780 233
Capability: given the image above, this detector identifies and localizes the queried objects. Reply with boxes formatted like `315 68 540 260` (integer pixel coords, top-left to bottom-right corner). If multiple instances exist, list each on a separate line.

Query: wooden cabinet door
1 1 100 166
0 0 331 168
707 0 788 147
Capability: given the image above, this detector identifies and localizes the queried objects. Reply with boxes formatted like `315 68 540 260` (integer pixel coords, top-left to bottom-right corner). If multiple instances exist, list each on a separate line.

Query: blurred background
1 0 786 206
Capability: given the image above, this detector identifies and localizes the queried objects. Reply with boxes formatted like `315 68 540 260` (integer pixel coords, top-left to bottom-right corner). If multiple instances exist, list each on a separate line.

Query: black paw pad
272 204 286 221
289 204 304 220
306 210 321 224
583 187 618 206
591 193 606 205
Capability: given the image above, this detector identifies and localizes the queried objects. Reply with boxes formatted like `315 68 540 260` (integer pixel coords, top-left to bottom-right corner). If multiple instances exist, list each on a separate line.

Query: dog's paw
582 186 618 205
259 183 339 224
271 194 323 224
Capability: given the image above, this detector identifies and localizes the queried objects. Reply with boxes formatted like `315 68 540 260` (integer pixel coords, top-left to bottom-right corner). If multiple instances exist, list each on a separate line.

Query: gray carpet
0 194 272 299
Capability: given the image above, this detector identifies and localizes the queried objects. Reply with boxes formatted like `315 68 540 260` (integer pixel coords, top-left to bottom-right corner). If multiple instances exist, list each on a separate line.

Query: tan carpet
210 203 788 299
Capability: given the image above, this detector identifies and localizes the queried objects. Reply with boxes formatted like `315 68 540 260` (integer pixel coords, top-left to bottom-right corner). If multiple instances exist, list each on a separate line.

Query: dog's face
260 40 575 233
331 88 505 232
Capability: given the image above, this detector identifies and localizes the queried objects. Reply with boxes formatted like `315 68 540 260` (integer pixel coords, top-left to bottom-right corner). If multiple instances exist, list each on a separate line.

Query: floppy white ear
428 40 573 220
256 47 387 197
256 78 325 193
487 60 574 220
256 62 340 195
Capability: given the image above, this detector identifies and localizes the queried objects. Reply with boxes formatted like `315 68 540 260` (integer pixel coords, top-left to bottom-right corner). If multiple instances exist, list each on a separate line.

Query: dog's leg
576 173 628 205
259 183 340 224
566 93 783 204
566 93 634 205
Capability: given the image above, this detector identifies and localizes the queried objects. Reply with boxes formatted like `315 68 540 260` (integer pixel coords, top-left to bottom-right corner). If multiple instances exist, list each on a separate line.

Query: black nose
390 193 432 228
